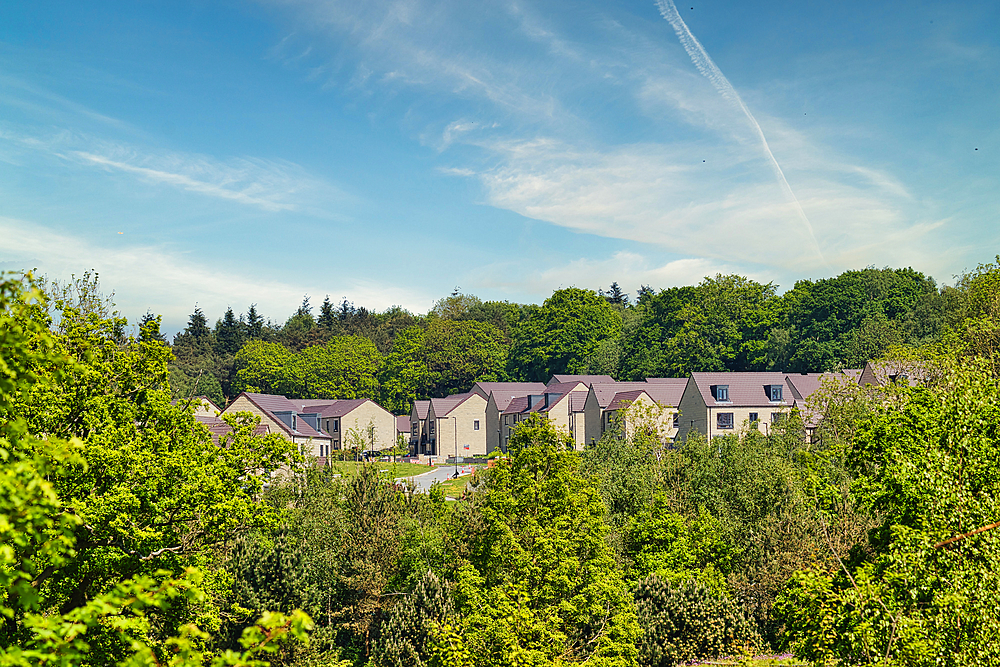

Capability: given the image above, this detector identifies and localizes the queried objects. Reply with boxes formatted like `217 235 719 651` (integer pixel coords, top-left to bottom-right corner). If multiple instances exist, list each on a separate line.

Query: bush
634 575 757 667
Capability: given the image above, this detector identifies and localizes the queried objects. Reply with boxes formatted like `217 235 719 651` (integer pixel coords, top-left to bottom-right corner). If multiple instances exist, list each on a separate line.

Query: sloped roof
607 389 647 412
689 372 794 408
642 380 686 407
547 374 614 387
414 400 430 420
237 392 328 438
591 382 651 408
430 392 478 417
785 373 825 401
311 398 370 418
645 377 687 384
195 415 269 445
502 396 530 415
568 392 589 412
473 382 546 406
396 415 411 434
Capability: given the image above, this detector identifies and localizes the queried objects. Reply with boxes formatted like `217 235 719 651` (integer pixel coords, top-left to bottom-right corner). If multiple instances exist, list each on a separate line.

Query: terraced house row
185 362 905 464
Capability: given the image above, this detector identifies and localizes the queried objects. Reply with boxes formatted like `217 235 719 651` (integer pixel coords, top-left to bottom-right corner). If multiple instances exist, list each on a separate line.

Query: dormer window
712 385 730 402
769 385 783 401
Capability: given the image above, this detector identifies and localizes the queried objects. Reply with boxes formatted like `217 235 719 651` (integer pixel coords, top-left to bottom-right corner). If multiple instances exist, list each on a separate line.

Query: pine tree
214 307 246 356
138 311 167 343
318 295 336 331
246 304 264 340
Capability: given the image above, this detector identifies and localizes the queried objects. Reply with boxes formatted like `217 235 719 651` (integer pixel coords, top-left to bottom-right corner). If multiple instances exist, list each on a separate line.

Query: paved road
398 465 477 493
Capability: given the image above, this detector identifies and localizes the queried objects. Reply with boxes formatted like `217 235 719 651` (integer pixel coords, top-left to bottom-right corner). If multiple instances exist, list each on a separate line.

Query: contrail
655 0 826 264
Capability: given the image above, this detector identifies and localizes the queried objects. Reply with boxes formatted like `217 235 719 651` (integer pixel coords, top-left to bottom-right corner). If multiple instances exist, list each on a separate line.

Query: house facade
675 372 795 441
427 393 489 459
223 392 333 458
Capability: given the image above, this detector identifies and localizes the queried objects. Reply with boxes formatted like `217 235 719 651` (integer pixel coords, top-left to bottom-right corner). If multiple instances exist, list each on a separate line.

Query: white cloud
0 216 434 332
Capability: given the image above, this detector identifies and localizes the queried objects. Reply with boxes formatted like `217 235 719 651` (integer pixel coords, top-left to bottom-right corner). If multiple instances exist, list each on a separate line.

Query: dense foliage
6 255 1000 667
162 266 958 412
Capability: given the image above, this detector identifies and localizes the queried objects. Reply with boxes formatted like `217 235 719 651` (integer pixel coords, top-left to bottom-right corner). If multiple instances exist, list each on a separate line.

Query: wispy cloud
655 0 825 264
0 216 433 331
0 126 351 215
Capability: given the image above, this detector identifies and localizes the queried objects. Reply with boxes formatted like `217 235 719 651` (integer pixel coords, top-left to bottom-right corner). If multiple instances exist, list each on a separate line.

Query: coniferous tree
318 295 336 331
214 307 246 357
138 311 167 344
246 304 264 340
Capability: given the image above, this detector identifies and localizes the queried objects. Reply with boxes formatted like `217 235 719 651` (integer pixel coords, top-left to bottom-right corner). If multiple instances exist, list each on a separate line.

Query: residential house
295 398 397 452
427 392 489 459
471 381 546 455
173 396 222 418
395 415 411 450
601 379 687 443
500 382 600 451
223 392 333 458
195 415 269 446
410 400 432 456
546 374 615 387
675 373 795 441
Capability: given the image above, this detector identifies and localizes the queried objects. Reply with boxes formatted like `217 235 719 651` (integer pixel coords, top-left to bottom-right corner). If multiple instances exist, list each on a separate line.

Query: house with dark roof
676 373 795 441
410 400 432 456
293 398 396 452
195 415 269 446
223 392 333 459
546 374 615 387
500 382 600 451
601 379 687 443
426 392 489 460
470 382 547 455
785 369 864 442
173 396 222 418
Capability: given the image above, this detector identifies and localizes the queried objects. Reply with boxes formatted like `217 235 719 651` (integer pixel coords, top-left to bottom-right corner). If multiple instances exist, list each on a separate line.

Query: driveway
398 464 478 493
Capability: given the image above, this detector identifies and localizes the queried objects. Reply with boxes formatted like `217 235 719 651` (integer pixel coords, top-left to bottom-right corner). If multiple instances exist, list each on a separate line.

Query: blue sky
1 0 997 332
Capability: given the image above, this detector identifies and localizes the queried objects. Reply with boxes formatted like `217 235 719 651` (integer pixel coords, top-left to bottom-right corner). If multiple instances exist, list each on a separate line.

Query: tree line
3 256 1000 665
162 266 960 412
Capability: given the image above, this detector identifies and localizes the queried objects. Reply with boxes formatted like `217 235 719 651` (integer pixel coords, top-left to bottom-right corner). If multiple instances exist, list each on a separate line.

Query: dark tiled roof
430 392 477 417
196 415 269 445
568 392 589 412
591 382 651 408
414 400 430 420
607 389 647 412
547 374 614 386
502 396 530 415
473 382 546 404
237 392 328 438
396 415 410 433
643 379 687 407
313 399 369 418
689 372 794 408
785 373 825 401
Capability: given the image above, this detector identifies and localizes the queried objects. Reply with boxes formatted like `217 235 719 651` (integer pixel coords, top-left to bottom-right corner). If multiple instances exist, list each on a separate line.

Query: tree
445 414 640 666
246 304 265 340
508 288 622 382
778 360 1000 663
0 272 309 665
318 295 336 331
138 311 167 344
214 307 246 357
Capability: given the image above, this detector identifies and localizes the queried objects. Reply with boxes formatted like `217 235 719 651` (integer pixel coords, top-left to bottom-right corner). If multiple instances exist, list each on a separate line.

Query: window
713 385 730 401
672 413 679 428
412 424 418 435
771 412 784 424
717 412 734 429
429 421 435 434
769 385 783 401
748 412 758 423
332 419 339 433
474 420 480 431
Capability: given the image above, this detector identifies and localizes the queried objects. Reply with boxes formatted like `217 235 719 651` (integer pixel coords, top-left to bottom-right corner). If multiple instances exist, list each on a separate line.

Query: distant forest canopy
149 264 977 412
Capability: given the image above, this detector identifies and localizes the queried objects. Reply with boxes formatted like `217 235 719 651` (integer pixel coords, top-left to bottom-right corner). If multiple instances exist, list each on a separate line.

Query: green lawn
328 460 437 478
435 467 486 499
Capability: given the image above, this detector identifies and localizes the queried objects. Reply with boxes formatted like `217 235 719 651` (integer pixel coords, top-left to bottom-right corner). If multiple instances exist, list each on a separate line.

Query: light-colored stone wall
676 378 707 442
436 394 488 458
705 406 788 438
330 401 397 451
223 395 330 457
606 393 679 443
